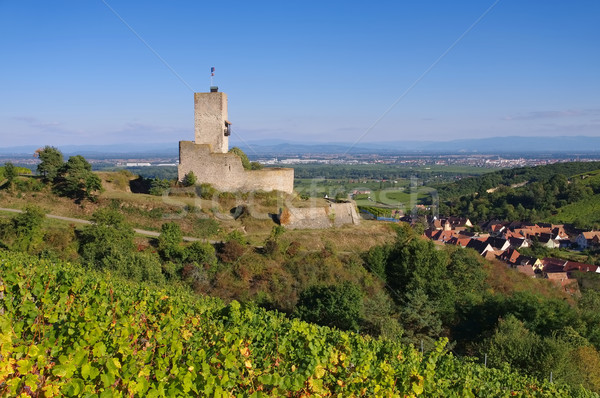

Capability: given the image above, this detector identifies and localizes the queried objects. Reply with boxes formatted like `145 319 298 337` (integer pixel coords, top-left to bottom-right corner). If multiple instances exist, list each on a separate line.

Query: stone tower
194 88 230 153
178 88 294 194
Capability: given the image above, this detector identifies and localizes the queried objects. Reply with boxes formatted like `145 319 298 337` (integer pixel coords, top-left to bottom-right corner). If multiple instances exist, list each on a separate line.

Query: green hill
1 250 595 397
435 162 600 227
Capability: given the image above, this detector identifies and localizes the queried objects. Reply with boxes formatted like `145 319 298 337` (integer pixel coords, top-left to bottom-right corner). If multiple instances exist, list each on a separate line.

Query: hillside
1 250 595 397
5 157 600 393
435 162 600 227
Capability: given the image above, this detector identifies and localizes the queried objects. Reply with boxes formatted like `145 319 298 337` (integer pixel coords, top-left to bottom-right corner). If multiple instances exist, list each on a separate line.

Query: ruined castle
178 87 294 193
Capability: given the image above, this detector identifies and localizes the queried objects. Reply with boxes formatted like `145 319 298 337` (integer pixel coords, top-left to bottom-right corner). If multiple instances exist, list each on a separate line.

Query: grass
1 172 394 247
281 220 396 253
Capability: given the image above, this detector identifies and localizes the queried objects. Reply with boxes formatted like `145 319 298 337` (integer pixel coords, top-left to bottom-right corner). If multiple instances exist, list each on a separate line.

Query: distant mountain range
2 136 600 157
237 136 600 155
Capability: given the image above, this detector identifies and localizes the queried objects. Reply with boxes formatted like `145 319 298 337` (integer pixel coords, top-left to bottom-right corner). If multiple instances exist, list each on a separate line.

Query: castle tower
179 87 294 194
194 87 231 153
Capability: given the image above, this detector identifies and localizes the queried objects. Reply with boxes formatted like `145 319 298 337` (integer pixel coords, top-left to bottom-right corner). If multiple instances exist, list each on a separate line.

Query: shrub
199 183 217 199
218 240 246 264
183 171 197 187
149 178 171 196
229 147 251 170
184 241 217 267
194 218 220 238
294 282 364 331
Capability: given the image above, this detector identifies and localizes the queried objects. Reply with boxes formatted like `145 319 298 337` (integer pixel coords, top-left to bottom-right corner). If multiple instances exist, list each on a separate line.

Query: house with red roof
576 231 600 249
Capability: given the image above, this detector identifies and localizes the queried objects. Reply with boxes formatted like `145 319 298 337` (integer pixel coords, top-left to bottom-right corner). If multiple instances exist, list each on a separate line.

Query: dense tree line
292 164 483 181
434 161 600 199
438 173 600 224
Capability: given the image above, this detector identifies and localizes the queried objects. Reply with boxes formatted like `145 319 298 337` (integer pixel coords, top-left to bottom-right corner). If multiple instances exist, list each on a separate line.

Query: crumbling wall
280 202 360 229
330 202 361 227
178 141 294 194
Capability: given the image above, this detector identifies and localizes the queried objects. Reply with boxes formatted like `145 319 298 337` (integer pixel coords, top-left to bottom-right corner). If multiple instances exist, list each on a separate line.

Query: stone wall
194 92 228 153
178 141 294 194
280 201 361 229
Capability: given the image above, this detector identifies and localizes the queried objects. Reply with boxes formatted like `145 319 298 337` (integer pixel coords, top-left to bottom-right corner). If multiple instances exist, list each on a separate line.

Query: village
419 215 600 293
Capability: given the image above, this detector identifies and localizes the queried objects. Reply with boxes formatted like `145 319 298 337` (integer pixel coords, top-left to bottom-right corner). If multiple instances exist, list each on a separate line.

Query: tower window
224 120 231 136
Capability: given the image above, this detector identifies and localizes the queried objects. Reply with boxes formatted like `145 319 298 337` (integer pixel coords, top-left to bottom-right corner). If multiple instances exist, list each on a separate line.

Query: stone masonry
178 89 294 194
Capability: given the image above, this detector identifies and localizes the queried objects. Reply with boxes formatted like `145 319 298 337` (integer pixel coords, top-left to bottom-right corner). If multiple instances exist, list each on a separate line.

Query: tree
53 155 103 201
362 244 390 281
35 146 64 182
184 241 217 267
157 222 183 261
183 171 197 187
79 208 135 270
2 205 45 252
149 178 171 196
3 162 16 186
399 288 443 350
126 251 165 284
294 282 364 331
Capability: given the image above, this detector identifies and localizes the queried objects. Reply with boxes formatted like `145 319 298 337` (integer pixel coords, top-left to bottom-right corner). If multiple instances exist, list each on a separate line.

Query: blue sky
1 0 599 147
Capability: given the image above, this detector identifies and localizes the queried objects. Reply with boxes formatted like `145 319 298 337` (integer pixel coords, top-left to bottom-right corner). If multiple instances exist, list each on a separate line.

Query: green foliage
482 315 600 390
226 229 247 245
35 145 64 182
194 217 220 238
53 155 103 202
250 161 263 170
182 171 197 187
263 225 284 257
436 163 600 225
126 250 166 284
229 146 252 170
183 241 217 267
78 208 135 271
158 222 184 262
1 250 593 397
13 177 44 193
269 225 285 241
118 165 177 180
198 183 217 199
0 205 45 252
435 161 600 199
358 205 393 218
2 162 16 185
362 244 391 280
149 178 171 196
0 164 31 182
399 288 443 350
295 282 364 331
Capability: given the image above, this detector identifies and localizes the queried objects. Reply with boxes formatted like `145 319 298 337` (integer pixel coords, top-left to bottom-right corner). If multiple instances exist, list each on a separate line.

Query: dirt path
0 207 203 242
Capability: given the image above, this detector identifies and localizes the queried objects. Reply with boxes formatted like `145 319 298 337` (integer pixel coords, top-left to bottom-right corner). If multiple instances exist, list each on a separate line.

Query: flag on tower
211 67 215 76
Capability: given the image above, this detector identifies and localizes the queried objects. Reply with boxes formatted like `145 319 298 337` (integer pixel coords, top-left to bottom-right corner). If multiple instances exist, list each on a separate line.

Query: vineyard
1 250 596 397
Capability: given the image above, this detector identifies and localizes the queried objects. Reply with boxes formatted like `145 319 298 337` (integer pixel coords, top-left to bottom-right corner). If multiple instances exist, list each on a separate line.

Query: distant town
3 151 600 171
